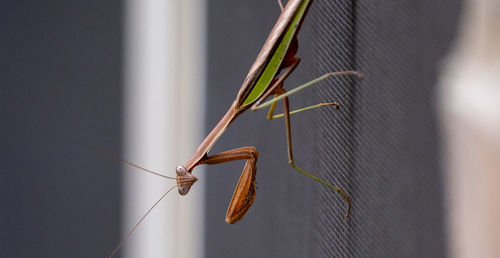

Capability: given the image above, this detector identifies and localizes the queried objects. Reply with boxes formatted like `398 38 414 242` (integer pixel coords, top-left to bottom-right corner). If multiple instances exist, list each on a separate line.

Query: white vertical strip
440 1 500 258
176 0 206 257
123 0 206 257
123 0 178 257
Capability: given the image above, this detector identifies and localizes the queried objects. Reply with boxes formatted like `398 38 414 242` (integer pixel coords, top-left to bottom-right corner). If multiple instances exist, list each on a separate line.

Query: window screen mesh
205 0 462 257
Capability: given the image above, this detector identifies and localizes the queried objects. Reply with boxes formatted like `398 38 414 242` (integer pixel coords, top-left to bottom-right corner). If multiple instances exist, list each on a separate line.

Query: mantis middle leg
280 92 351 218
252 81 355 219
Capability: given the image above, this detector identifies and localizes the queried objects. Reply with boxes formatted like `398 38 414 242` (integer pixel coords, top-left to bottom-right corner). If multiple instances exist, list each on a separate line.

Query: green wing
235 0 311 108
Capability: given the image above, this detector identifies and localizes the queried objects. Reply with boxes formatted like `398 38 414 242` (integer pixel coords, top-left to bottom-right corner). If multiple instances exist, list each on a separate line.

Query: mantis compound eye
176 165 187 176
178 185 190 195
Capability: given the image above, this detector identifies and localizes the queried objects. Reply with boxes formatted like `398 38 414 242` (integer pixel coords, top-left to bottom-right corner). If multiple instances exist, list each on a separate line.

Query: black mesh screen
205 0 462 257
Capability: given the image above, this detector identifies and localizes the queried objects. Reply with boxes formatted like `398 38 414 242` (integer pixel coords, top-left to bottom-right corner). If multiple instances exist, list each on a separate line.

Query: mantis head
176 165 197 195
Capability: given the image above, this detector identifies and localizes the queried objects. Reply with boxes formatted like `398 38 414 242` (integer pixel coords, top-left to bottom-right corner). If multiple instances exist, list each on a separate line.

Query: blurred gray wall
1 1 122 257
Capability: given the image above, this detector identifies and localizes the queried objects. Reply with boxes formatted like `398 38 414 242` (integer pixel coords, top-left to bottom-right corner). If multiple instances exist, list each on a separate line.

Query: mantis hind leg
252 70 363 112
199 146 258 224
281 92 351 219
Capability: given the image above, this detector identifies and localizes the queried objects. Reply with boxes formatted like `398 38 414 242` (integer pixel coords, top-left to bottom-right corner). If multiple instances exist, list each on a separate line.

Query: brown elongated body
184 0 309 172
177 0 356 224
109 1 361 256
178 0 315 224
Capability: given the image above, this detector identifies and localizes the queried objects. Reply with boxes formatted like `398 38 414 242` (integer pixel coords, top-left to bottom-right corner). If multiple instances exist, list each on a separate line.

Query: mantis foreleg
199 146 258 224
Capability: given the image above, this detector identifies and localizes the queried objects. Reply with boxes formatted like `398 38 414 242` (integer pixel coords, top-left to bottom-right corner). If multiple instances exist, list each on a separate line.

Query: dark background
1 1 121 257
1 0 462 257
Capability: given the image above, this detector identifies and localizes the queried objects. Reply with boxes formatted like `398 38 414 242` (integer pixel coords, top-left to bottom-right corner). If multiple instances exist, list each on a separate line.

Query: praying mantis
110 0 361 256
